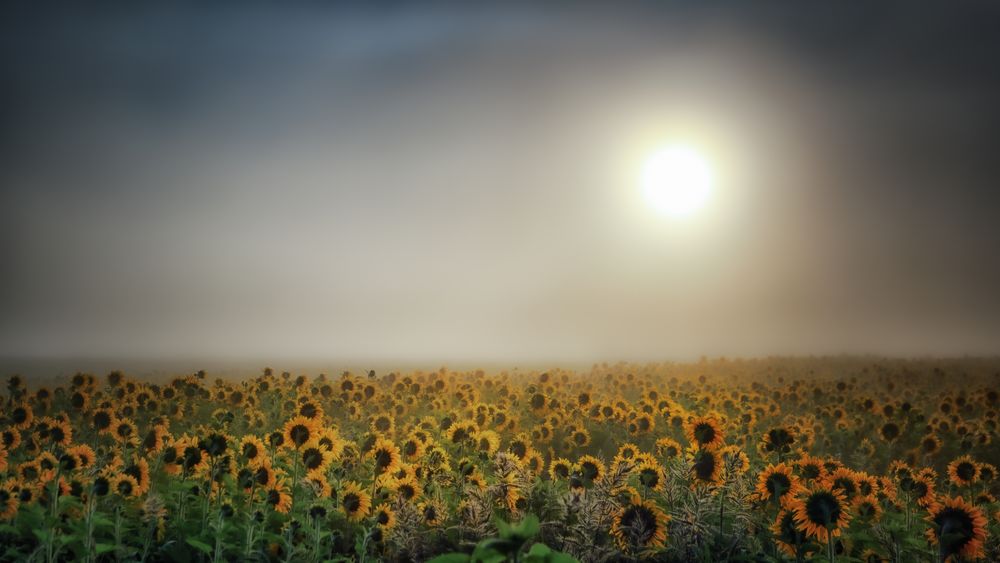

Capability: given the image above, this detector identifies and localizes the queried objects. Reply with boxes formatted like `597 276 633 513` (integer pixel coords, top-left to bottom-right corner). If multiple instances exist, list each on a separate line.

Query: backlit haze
3 2 1000 377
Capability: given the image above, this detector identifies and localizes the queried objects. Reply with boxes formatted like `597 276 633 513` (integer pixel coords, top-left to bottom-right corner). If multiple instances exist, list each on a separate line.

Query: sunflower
240 435 268 468
576 455 606 485
296 399 324 421
340 481 371 522
300 441 336 477
0 481 19 520
828 467 860 502
400 434 427 461
140 424 170 455
46 419 73 447
947 455 980 487
685 416 724 450
419 499 446 526
2 429 21 452
654 437 683 460
770 509 809 558
369 437 401 476
756 463 800 504
86 408 115 437
282 416 320 450
919 433 942 456
758 425 798 457
265 482 293 514
688 448 723 488
793 454 826 483
373 504 396 530
112 418 138 445
634 460 666 493
925 496 988 561
549 458 573 481
112 474 141 498
369 414 395 435
393 477 422 503
878 421 902 443
472 430 500 457
790 481 852 545
611 496 670 554
10 403 33 430
852 495 882 523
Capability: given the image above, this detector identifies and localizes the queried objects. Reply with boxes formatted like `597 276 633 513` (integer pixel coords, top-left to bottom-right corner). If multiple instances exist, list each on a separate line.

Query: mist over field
3 2 1000 369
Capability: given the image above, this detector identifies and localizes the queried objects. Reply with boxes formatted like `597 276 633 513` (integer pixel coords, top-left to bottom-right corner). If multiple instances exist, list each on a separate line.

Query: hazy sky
2 2 1000 363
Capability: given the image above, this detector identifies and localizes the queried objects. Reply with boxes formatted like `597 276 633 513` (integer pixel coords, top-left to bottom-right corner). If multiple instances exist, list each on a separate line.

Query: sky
2 2 1000 366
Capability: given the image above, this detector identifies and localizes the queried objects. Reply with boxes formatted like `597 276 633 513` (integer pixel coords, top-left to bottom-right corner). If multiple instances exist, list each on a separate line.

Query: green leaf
514 515 540 539
527 543 551 557
494 517 513 539
95 543 117 555
547 553 579 563
186 538 214 554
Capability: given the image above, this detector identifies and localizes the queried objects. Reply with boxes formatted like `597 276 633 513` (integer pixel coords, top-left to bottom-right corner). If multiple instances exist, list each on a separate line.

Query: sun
640 145 713 217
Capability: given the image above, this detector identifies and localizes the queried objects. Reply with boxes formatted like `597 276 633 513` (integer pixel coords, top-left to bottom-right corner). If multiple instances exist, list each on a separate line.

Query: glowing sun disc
640 145 713 217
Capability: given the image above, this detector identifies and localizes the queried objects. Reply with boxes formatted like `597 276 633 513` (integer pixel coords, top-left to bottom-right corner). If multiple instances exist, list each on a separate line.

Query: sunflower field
0 359 997 562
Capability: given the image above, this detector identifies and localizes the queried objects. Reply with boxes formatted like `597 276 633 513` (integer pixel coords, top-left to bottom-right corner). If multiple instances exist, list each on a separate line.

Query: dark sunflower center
581 461 599 481
639 468 660 489
620 505 658 545
956 463 976 481
290 425 311 446
935 508 974 556
377 511 390 525
303 449 323 470
694 423 716 444
343 493 361 512
693 451 717 481
375 449 393 469
805 492 842 527
767 473 791 496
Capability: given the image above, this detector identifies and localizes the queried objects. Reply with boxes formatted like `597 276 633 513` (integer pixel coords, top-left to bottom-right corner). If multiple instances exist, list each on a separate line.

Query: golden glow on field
640 145 713 217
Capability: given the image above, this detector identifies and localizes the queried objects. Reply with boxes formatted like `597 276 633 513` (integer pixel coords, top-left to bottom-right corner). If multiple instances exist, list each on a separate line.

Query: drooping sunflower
756 463 800 504
770 509 809 558
685 416 724 450
340 481 371 522
789 483 851 544
947 455 980 487
687 448 723 488
0 481 18 520
925 496 988 561
611 496 670 554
